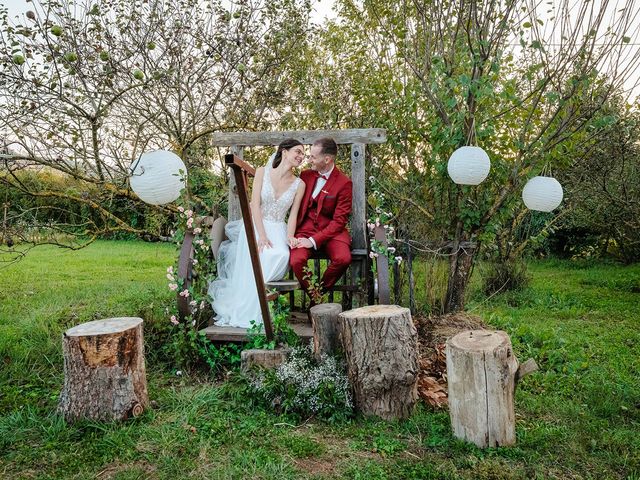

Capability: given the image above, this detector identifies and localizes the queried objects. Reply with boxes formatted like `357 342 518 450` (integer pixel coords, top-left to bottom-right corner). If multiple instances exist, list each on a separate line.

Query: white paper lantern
522 176 563 212
129 150 186 205
447 146 491 185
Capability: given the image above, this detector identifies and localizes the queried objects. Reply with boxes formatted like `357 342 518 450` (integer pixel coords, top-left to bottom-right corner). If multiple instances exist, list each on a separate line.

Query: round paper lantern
522 176 563 212
447 146 491 185
129 150 186 205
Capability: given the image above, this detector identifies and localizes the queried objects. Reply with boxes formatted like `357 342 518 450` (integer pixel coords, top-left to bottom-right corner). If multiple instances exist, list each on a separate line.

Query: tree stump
241 348 288 370
310 303 342 360
446 329 538 448
58 317 149 423
339 305 418 420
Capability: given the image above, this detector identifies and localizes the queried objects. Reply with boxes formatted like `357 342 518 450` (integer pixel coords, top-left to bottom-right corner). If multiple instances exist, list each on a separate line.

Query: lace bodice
260 167 301 223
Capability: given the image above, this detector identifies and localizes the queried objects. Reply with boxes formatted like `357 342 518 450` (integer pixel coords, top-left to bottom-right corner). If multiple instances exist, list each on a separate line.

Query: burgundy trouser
290 238 351 297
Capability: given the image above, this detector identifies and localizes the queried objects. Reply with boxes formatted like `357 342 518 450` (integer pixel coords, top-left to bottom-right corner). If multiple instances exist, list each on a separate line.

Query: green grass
1 242 639 479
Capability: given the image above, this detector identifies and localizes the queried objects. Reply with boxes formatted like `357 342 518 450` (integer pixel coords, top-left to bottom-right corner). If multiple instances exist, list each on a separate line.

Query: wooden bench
178 128 388 342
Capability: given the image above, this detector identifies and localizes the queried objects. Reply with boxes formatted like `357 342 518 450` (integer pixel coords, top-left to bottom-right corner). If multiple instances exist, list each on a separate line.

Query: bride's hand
288 236 299 248
257 236 273 252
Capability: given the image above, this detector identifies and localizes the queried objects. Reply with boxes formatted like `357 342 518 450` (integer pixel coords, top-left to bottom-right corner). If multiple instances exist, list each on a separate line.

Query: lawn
1 241 639 479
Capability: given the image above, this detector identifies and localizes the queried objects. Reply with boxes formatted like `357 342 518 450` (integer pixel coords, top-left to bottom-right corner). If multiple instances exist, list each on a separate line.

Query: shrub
248 343 353 422
482 260 530 296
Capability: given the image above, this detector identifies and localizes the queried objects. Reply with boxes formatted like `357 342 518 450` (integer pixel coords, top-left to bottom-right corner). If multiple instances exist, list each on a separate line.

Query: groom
290 137 352 302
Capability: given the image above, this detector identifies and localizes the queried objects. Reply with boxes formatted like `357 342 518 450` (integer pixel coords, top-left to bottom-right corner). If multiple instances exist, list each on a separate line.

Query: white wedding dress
208 164 301 328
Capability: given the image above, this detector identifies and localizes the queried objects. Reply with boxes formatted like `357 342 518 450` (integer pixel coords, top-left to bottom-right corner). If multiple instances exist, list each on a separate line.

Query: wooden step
265 279 300 291
200 322 312 342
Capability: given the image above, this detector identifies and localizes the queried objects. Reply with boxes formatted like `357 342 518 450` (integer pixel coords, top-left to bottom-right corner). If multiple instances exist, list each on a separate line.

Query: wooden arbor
185 128 387 341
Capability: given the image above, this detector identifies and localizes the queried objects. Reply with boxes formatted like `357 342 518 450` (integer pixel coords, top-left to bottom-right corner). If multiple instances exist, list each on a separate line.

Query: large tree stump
446 329 538 448
58 317 149 423
339 305 418 420
310 303 342 360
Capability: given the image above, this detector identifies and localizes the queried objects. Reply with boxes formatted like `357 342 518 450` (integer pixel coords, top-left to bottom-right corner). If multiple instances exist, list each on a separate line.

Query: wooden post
351 143 366 252
58 318 149 423
310 303 342 360
374 225 391 304
225 153 274 342
406 240 416 314
227 145 243 221
446 330 538 448
339 305 418 420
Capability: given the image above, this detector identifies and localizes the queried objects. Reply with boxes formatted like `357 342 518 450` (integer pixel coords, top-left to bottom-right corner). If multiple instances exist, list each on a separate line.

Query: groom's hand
296 238 314 249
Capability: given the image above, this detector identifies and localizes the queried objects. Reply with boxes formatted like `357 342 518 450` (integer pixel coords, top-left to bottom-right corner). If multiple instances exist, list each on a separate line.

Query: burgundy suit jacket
296 167 352 247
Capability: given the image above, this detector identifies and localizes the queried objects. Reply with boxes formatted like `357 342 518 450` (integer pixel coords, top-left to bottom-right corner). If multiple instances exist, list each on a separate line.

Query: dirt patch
413 312 488 408
96 460 156 479
292 457 337 476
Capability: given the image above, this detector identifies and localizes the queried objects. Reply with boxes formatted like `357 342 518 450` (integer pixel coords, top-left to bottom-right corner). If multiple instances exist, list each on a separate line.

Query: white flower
178 206 184 213
388 247 396 254
193 227 202 234
168 283 178 291
166 273 175 281
170 315 179 325
186 218 194 228
189 300 197 307
192 259 198 265
395 256 403 264
176 370 182 376
179 289 190 298
167 266 174 274
185 209 193 218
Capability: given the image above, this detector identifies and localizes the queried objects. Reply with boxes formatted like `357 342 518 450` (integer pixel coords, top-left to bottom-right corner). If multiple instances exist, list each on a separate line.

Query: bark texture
58 317 149 423
339 305 418 420
310 303 343 360
446 329 518 448
444 244 476 313
241 348 288 370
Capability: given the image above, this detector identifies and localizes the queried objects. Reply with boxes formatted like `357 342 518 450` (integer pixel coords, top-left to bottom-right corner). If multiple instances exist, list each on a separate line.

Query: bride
209 139 306 328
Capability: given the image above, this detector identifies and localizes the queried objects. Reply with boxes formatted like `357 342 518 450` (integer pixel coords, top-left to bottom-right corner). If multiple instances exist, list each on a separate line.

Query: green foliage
2 241 640 478
482 260 530 296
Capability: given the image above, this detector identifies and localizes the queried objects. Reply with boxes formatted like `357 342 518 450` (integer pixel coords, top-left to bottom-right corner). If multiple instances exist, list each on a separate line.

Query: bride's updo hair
272 138 303 168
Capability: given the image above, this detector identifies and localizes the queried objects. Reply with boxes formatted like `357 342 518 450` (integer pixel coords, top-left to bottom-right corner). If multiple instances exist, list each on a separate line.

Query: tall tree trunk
444 242 476 313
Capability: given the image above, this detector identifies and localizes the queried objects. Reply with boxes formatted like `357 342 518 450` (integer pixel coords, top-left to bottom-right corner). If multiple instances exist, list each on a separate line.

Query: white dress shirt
311 165 334 198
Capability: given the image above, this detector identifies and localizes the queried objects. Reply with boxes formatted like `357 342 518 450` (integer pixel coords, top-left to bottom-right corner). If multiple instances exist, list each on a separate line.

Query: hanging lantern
447 146 491 185
129 150 186 205
522 176 563 212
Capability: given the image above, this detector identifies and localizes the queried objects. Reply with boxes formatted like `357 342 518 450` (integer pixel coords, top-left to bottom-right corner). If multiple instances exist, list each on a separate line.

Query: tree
296 0 640 311
0 0 310 261
557 98 640 263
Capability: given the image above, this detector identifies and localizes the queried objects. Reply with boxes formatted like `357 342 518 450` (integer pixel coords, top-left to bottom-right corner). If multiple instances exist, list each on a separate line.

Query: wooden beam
210 129 387 146
225 153 274 341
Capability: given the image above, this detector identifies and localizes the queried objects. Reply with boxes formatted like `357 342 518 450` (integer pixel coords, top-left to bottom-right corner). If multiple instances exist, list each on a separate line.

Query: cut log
310 303 342 360
446 329 538 448
339 305 418 420
241 348 288 370
58 317 149 423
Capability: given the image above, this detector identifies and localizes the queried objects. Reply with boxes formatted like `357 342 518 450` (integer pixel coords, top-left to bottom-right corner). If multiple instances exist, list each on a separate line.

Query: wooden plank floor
201 322 313 342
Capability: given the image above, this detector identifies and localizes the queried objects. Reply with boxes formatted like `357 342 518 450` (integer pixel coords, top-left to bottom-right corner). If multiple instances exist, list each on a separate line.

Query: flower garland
367 176 402 265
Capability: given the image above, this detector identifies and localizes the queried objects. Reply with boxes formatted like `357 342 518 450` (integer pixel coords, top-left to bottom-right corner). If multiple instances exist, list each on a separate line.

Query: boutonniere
321 189 329 194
